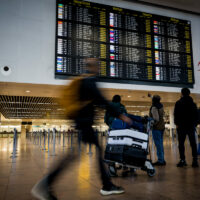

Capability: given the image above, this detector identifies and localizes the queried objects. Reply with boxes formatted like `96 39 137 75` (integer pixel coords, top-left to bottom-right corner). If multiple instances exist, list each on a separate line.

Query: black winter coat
75 76 120 127
174 96 198 129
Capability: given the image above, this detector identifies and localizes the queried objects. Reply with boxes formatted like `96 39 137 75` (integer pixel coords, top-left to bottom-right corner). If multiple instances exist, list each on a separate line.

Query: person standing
149 95 166 166
31 58 132 200
174 88 199 168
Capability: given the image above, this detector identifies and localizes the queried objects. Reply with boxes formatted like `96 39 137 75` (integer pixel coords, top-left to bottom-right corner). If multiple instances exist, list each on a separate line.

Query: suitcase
105 144 147 166
104 145 124 163
123 146 147 166
107 129 148 150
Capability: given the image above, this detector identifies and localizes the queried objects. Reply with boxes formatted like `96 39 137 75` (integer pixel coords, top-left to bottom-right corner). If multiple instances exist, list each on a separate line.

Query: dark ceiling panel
0 95 65 119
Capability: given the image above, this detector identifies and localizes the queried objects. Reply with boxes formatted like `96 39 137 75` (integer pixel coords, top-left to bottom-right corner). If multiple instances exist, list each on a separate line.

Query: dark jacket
174 96 198 129
75 76 120 127
149 103 165 131
104 102 127 127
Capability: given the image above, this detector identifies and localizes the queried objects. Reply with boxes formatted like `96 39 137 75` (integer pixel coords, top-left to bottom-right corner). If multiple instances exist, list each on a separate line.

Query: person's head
84 58 99 74
112 95 121 103
152 95 161 105
181 88 190 97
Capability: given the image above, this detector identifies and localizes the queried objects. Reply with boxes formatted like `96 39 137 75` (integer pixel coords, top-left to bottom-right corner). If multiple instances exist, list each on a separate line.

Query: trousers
47 125 112 188
177 127 198 160
152 129 165 163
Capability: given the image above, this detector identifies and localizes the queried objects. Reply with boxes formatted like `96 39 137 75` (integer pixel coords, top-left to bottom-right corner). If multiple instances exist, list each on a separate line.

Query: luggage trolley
104 119 156 177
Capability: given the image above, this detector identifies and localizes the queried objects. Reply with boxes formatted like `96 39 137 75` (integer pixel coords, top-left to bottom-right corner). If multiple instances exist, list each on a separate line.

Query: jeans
47 125 112 189
152 129 165 163
177 127 197 160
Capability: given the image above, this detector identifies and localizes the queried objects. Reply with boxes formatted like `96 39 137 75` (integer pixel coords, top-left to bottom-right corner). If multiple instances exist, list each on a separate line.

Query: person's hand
142 115 149 123
119 114 132 125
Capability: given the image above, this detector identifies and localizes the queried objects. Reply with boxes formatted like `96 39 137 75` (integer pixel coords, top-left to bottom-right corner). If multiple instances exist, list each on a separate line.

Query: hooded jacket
174 96 198 129
149 102 165 131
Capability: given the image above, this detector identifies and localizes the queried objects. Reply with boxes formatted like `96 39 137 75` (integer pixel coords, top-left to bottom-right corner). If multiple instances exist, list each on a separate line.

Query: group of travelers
31 58 199 200
104 88 199 168
149 87 199 168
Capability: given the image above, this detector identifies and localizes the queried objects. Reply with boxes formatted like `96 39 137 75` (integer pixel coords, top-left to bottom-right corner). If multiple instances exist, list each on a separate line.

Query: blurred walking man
31 58 132 200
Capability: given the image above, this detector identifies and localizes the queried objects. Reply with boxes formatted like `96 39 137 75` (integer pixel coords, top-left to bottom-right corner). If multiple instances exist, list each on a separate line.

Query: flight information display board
55 0 194 86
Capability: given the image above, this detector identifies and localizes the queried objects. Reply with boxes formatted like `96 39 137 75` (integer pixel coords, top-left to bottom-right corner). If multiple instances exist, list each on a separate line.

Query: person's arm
151 107 159 123
119 114 132 125
174 102 179 126
193 103 198 127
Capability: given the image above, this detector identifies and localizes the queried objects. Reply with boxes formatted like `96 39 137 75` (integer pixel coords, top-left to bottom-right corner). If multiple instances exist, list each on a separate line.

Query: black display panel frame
55 0 195 87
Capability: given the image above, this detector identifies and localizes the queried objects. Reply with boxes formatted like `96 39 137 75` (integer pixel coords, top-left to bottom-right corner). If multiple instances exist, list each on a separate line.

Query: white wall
0 0 200 93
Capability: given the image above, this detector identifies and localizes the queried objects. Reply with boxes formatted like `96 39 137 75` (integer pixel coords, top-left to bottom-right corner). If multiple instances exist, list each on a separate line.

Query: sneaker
31 177 57 200
177 160 187 167
192 160 199 168
100 184 125 196
153 161 166 166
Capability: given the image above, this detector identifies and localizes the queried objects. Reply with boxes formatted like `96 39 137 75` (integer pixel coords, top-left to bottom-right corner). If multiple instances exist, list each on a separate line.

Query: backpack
58 74 92 119
111 118 127 130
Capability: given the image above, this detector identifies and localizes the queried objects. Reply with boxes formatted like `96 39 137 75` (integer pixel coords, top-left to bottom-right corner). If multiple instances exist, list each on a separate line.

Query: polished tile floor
0 133 199 200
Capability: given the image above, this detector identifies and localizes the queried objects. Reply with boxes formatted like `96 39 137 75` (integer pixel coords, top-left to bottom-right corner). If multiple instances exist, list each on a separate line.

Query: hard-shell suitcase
107 129 148 150
105 144 147 167
123 146 147 166
104 145 124 163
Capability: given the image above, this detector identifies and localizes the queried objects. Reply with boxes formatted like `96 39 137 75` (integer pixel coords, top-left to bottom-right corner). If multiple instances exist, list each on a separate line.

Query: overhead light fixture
128 96 131 98
26 90 30 93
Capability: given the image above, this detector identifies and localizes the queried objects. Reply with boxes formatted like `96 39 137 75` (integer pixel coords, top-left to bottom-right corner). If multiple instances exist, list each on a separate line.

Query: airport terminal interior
0 0 200 200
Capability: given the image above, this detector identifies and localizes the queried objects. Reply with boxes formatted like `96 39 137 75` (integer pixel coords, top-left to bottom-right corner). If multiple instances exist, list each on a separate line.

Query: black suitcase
123 146 147 166
104 145 124 163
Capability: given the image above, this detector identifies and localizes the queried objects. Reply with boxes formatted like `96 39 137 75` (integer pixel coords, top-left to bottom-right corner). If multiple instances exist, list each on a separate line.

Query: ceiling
1 82 200 120
126 0 200 14
0 95 64 119
1 82 200 103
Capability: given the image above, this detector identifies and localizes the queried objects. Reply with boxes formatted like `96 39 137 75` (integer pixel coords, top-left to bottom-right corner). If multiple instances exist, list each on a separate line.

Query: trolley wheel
108 164 118 177
147 169 156 177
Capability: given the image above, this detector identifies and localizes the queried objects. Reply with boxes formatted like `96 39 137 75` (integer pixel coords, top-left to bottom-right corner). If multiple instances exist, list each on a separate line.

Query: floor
0 132 200 200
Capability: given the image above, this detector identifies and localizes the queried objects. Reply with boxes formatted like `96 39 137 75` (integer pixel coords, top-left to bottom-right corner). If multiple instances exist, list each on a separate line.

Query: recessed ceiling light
26 90 30 93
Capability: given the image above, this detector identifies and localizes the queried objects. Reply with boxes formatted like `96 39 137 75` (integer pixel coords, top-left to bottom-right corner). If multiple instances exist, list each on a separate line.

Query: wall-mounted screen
55 0 194 86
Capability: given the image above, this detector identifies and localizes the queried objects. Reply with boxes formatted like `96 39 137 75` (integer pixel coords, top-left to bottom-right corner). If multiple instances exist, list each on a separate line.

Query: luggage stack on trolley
104 119 156 177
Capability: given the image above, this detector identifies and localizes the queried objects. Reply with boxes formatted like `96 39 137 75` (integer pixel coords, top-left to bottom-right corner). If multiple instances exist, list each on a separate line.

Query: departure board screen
55 0 194 86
